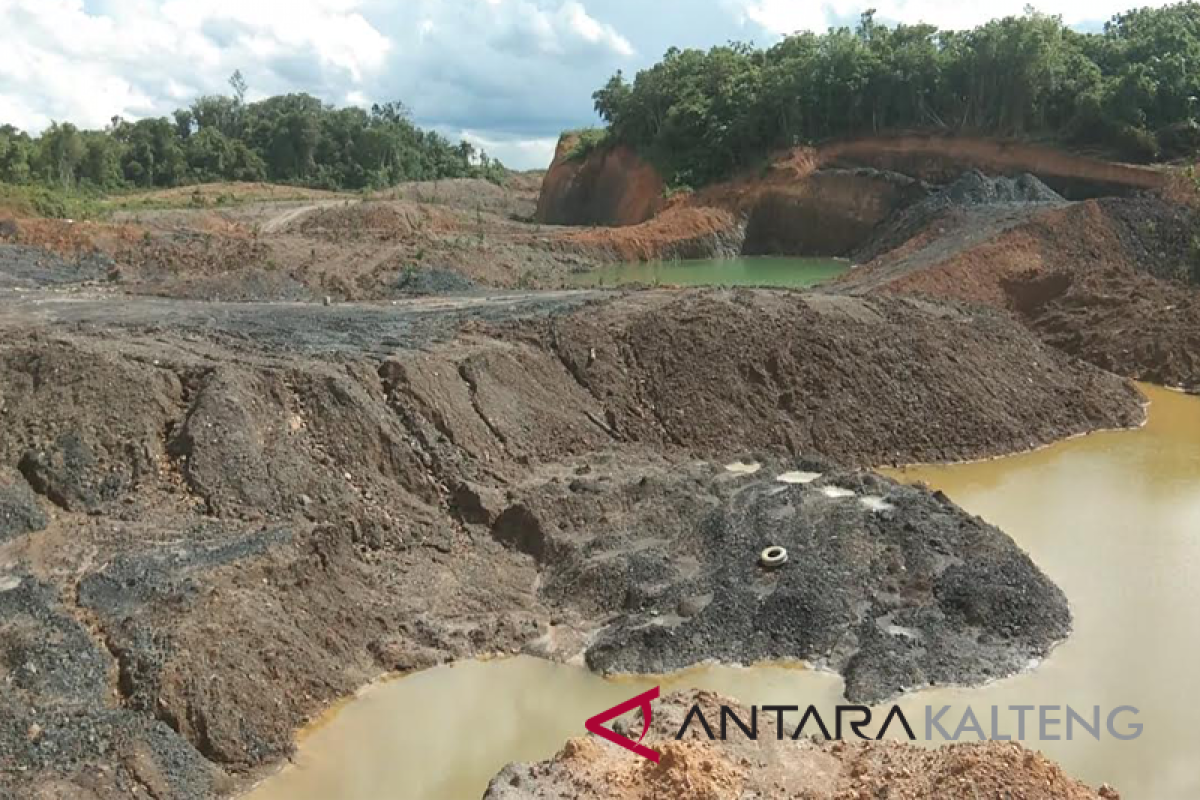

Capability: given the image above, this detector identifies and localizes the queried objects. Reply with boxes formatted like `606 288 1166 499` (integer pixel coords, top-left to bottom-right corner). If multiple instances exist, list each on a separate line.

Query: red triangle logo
584 686 661 763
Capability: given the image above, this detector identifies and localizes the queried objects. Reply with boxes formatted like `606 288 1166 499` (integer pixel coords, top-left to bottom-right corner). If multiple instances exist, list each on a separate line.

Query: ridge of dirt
535 132 1168 232
508 455 1070 704
560 206 745 262
0 287 1142 798
485 690 1119 800
820 133 1167 198
373 175 542 220
851 169 1066 265
838 195 1200 390
1 190 610 299
506 289 1143 465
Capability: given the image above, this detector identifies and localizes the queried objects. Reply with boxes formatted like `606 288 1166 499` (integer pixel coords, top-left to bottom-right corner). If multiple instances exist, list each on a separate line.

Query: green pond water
565 256 850 288
248 385 1200 800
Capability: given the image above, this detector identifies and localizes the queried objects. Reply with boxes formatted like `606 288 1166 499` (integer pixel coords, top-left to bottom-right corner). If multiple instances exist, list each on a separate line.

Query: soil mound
504 456 1068 702
0 216 145 256
0 244 115 288
512 289 1142 465
486 691 1118 800
377 176 540 219
0 288 1141 796
395 265 477 295
854 169 1065 264
292 201 452 241
840 194 1200 390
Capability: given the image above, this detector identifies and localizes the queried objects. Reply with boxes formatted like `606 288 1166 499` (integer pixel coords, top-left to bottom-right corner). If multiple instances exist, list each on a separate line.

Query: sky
0 0 1180 169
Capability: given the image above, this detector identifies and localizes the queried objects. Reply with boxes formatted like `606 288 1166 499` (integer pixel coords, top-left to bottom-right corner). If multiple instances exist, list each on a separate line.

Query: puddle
776 470 822 484
245 658 831 800
859 495 894 512
248 384 1200 800
564 256 850 288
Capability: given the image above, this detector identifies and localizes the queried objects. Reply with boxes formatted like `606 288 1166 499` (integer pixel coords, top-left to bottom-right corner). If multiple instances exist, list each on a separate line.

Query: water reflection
564 256 849 288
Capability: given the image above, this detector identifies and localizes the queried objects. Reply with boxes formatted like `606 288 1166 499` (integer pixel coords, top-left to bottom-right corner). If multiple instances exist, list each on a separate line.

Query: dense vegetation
0 72 506 196
592 3 1200 187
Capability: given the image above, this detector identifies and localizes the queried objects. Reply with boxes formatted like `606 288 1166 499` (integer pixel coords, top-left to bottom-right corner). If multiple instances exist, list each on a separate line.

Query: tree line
591 3 1200 187
0 72 506 194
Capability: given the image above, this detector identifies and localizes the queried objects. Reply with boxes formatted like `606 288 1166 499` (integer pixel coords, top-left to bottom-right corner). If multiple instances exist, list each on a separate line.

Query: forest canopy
0 73 506 194
591 3 1200 187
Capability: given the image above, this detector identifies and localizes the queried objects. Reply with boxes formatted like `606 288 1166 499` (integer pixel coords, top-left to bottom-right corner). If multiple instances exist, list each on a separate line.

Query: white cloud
739 0 1178 35
561 1 634 56
0 0 391 131
0 0 637 169
1 0 1181 172
455 128 560 169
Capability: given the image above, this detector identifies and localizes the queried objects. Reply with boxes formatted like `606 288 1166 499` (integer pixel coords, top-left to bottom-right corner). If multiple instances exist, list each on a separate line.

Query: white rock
777 471 822 484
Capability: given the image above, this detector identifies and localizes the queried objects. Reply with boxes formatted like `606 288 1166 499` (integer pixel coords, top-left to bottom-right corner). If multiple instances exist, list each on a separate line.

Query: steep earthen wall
821 135 1168 199
535 135 664 227
534 132 1171 259
741 170 927 256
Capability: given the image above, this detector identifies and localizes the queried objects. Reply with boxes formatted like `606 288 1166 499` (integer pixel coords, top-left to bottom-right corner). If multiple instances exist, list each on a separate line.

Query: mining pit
2 134 1199 799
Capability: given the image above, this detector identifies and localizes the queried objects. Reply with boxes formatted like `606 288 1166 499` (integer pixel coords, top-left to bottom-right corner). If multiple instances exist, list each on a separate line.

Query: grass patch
0 180 358 220
564 128 610 162
0 183 107 220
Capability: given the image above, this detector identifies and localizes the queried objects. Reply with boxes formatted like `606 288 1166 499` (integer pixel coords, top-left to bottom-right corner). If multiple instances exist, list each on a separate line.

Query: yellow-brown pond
248 384 1200 800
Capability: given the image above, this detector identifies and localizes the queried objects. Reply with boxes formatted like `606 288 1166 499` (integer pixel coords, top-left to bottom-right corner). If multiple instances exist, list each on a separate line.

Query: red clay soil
560 206 742 261
0 216 146 255
536 135 665 226
839 198 1200 390
534 133 1169 235
821 134 1168 198
537 142 927 258
485 691 1119 800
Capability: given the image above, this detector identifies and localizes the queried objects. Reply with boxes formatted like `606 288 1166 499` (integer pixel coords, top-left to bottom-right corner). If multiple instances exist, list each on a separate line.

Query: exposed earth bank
0 285 1142 799
534 131 1168 238
538 133 1200 391
836 179 1200 390
485 691 1120 800
2 132 1187 799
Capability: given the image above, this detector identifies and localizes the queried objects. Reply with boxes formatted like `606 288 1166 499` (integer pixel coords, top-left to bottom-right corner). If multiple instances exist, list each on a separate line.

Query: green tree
0 125 34 183
1 86 505 194
588 3 1200 186
37 122 86 189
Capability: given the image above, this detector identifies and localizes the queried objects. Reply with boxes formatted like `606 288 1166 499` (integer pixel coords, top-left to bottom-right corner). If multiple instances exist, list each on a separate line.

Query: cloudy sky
0 0 1178 169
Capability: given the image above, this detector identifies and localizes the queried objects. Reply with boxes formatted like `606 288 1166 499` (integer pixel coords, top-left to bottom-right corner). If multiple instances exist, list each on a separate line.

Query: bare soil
0 282 1141 799
2 137 1193 799
486 691 1119 800
838 192 1200 390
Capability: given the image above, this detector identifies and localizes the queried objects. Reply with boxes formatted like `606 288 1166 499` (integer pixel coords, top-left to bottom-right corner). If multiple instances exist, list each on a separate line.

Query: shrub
1158 121 1200 160
565 128 610 162
1112 124 1160 163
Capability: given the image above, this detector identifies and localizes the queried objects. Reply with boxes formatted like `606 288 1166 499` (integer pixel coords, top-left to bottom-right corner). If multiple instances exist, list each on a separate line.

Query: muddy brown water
247 384 1200 800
